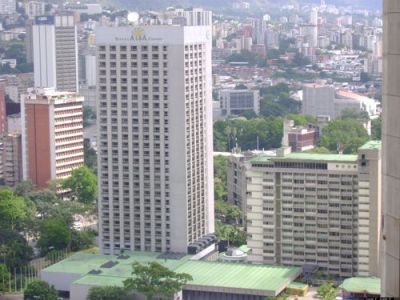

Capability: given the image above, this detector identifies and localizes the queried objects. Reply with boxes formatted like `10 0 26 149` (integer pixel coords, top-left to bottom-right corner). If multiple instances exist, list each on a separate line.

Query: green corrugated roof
279 152 358 162
288 282 308 290
358 140 381 150
43 251 301 294
340 277 380 295
251 152 358 163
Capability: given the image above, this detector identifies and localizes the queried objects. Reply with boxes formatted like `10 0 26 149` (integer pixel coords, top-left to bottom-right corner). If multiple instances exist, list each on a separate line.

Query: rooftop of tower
251 141 381 164
251 152 358 163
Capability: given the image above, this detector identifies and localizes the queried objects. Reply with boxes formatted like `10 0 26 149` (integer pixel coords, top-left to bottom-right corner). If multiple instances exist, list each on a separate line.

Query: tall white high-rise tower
33 15 78 92
96 25 214 254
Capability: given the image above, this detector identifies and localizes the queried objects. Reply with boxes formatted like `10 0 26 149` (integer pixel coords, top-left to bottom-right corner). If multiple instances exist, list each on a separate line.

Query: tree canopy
318 119 369 154
0 229 33 269
0 188 30 231
24 280 58 300
62 166 98 204
38 218 72 254
371 116 381 140
317 282 338 300
87 286 128 300
226 50 266 67
124 261 192 300
214 156 229 202
214 117 283 152
0 264 11 293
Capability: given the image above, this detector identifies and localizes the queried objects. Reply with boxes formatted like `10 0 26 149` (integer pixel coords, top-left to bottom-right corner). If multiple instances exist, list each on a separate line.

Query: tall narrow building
21 88 84 189
96 25 214 254
382 0 400 296
33 15 78 92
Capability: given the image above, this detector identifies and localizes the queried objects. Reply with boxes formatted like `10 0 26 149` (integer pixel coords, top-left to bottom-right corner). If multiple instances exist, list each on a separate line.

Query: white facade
96 25 214 254
33 15 78 92
0 0 15 15
84 54 96 87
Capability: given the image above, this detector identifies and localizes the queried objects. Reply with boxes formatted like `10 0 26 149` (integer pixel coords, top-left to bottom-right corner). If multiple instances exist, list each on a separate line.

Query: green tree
318 119 369 154
70 229 97 252
286 113 317 126
87 286 128 300
14 180 34 198
371 116 382 140
62 166 97 204
0 188 28 230
0 264 11 293
213 117 283 152
214 156 228 202
83 106 96 127
0 229 33 269
215 200 242 224
84 139 97 173
38 218 71 254
28 189 59 220
124 261 192 300
317 282 338 300
226 50 266 67
216 223 246 247
24 280 58 300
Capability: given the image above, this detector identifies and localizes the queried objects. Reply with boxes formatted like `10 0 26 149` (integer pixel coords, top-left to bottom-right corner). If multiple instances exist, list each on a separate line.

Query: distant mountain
308 0 381 10
112 0 381 11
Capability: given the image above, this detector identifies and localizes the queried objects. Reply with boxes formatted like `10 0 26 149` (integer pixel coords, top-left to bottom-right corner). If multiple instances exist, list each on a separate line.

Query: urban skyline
0 0 397 299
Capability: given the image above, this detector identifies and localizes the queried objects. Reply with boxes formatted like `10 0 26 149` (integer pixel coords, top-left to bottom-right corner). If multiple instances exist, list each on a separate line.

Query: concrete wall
41 271 82 292
382 0 400 296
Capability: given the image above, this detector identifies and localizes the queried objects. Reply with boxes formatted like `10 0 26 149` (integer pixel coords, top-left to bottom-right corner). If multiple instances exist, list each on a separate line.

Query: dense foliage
214 117 283 152
226 50 266 67
214 155 228 202
124 262 192 300
371 116 382 140
317 282 338 300
38 218 72 254
0 264 11 293
259 83 300 117
24 280 58 300
318 119 370 154
62 166 98 204
87 286 128 300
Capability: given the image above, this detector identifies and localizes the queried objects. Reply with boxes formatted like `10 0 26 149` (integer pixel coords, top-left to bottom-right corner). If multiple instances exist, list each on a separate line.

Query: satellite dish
127 12 139 24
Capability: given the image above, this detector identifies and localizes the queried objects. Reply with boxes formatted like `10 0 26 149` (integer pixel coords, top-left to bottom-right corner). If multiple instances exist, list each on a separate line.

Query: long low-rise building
41 251 301 300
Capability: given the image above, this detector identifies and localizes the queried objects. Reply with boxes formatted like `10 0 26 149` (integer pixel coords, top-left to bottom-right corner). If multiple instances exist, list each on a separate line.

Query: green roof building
41 251 301 300
340 277 380 298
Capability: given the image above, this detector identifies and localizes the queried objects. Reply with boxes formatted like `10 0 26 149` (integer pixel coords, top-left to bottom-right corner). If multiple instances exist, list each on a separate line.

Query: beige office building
96 25 214 255
246 141 381 278
382 0 400 296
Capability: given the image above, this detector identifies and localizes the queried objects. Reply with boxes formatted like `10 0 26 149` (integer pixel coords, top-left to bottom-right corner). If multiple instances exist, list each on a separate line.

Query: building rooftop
358 140 381 150
340 277 380 295
43 251 301 296
251 152 358 163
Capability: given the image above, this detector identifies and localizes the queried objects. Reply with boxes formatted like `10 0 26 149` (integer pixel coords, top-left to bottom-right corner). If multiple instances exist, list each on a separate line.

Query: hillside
110 0 381 11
